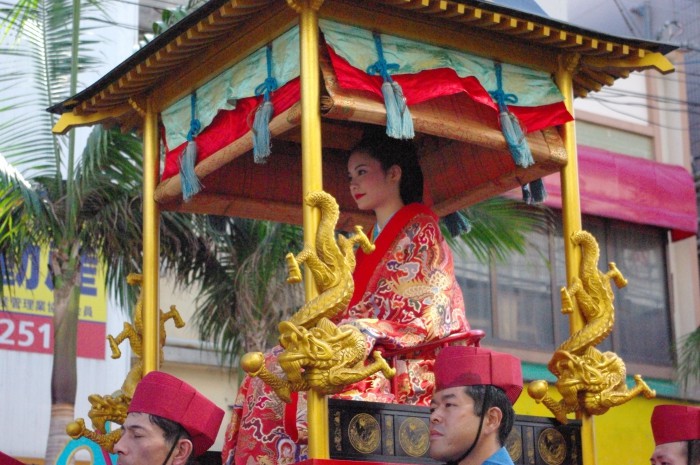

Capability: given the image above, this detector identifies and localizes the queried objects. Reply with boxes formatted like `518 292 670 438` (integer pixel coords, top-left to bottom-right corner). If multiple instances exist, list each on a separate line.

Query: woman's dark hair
464 385 516 446
150 414 196 465
350 130 424 205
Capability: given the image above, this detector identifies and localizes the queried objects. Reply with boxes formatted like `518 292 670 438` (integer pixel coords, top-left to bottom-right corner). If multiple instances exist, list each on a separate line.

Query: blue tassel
521 179 547 204
391 81 414 139
253 43 278 163
441 211 472 238
381 81 402 139
499 111 534 168
521 183 532 204
529 178 547 204
368 32 413 140
490 62 534 168
180 92 202 201
253 100 274 163
180 140 202 201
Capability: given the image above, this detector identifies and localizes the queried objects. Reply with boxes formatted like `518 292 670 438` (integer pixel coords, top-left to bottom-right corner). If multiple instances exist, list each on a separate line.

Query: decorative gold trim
506 427 523 462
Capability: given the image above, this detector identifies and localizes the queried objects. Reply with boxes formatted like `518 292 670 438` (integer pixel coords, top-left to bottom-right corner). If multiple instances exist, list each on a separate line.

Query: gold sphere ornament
528 380 549 401
241 352 265 374
66 419 85 438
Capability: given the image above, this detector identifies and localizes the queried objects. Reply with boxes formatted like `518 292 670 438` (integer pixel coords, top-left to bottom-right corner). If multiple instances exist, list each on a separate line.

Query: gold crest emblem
398 417 430 457
348 413 381 454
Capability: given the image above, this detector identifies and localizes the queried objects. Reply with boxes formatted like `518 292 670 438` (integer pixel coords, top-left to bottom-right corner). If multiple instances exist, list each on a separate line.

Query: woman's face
347 150 401 212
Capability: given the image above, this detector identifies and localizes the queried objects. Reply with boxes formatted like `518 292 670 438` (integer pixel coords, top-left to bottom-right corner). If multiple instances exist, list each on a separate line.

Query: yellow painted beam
51 105 131 135
582 51 675 75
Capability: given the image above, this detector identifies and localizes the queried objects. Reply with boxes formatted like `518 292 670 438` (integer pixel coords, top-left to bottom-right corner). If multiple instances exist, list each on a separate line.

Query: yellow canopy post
292 0 328 458
142 98 161 374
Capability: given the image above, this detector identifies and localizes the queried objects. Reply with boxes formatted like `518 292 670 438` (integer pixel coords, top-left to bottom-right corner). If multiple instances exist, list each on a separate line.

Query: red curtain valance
161 42 574 184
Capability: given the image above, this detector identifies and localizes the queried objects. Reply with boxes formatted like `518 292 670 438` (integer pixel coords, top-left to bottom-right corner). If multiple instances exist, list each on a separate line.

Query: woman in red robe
222 132 469 465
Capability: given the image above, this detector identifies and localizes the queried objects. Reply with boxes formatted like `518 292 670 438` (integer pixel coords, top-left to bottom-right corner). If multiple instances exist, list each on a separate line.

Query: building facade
459 2 700 465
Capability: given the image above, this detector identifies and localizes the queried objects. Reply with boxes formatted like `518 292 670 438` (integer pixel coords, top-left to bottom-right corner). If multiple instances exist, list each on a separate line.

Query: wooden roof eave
325 0 675 75
148 4 298 116
50 0 676 136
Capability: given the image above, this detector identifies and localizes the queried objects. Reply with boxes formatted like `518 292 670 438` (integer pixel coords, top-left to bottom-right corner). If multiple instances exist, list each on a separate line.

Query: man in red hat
114 371 225 465
650 404 700 465
429 346 523 465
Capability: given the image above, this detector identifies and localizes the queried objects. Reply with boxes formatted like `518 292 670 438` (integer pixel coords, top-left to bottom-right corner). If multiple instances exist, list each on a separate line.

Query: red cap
0 451 24 465
434 346 523 404
128 371 225 456
651 405 700 445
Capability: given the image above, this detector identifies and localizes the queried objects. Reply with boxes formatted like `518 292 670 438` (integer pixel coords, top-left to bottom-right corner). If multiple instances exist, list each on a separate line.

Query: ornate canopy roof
48 0 675 226
48 0 674 130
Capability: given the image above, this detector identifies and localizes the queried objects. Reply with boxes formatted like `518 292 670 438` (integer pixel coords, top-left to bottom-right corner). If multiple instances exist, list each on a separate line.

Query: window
608 222 672 365
575 121 654 160
455 210 673 368
493 228 554 348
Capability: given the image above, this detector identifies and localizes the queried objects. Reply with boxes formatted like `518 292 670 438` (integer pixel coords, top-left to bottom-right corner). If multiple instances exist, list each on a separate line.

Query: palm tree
0 2 216 463
0 127 214 465
446 197 554 264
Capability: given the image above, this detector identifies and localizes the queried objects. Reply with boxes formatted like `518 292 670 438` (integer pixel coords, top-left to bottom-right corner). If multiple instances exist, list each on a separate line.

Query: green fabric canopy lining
162 20 565 150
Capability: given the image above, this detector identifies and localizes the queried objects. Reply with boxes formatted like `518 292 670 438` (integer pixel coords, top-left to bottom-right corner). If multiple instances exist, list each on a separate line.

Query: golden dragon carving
66 273 186 451
243 191 396 402
242 318 395 402
285 191 374 328
528 230 655 423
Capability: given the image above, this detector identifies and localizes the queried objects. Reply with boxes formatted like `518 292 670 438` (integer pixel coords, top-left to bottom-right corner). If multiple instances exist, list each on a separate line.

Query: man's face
651 441 688 465
114 412 172 465
429 386 481 462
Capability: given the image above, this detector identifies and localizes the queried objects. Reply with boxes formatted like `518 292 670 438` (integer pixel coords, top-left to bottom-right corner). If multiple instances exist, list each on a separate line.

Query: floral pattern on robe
222 203 469 465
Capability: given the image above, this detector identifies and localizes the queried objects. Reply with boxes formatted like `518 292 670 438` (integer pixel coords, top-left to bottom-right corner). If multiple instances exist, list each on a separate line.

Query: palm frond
676 325 700 391
72 125 208 310
0 0 105 179
0 158 58 293
1 0 40 39
446 197 555 264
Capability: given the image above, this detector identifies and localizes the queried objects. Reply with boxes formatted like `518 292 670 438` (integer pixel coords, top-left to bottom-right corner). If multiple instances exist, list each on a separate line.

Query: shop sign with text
0 245 107 359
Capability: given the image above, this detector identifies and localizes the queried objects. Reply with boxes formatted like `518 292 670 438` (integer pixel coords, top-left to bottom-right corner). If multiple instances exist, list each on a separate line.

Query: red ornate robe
222 203 469 465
